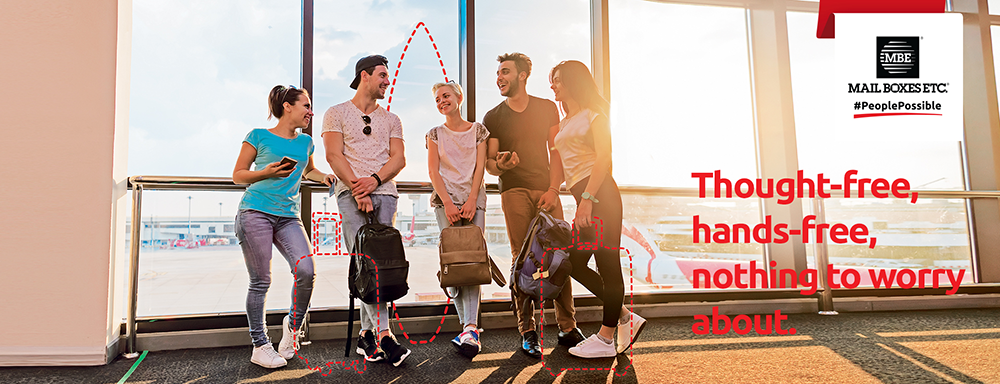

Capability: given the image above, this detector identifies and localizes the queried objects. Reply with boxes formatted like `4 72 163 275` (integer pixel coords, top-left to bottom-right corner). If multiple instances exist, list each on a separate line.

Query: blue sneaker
452 329 481 358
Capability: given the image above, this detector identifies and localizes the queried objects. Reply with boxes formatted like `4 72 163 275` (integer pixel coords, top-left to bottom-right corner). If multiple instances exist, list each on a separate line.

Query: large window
125 2 997 319
788 11 973 282
788 12 965 191
129 0 301 177
609 0 758 188
313 0 459 187
474 0 591 127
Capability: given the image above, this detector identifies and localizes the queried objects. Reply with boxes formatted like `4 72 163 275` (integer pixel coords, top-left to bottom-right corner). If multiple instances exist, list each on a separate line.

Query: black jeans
569 175 624 328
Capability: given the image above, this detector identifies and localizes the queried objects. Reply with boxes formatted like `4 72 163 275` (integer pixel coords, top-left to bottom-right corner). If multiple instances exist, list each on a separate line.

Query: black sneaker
521 330 542 359
380 335 411 367
356 331 384 362
558 327 586 347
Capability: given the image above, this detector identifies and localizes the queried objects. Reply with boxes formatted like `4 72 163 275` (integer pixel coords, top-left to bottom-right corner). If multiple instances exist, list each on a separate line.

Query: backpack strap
345 278 355 358
513 214 542 271
488 255 506 287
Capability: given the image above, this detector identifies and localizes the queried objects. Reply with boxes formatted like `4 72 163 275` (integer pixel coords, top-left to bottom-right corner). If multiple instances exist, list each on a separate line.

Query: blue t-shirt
238 128 314 217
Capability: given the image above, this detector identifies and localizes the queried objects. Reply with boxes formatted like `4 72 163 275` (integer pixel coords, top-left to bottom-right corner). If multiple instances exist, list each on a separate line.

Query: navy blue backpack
511 210 573 301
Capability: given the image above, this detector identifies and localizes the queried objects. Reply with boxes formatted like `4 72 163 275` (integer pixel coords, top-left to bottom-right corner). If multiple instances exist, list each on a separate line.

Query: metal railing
122 175 999 357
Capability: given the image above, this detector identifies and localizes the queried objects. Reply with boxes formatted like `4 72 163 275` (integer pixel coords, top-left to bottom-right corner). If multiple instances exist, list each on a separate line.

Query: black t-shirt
483 96 560 192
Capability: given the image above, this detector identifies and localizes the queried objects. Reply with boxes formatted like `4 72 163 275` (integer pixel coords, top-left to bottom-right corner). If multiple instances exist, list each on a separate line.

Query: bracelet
548 186 559 193
371 173 383 186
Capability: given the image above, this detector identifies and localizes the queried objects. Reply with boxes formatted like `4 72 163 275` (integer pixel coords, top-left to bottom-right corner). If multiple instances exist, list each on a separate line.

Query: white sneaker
278 315 304 359
616 312 647 354
568 334 616 358
251 343 287 369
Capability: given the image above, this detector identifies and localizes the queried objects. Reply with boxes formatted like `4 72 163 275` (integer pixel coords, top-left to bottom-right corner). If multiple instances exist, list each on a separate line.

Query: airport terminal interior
3 0 1000 382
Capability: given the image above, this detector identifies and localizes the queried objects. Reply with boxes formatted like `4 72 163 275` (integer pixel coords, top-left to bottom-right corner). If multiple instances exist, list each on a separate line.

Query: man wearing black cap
483 52 584 359
322 54 410 366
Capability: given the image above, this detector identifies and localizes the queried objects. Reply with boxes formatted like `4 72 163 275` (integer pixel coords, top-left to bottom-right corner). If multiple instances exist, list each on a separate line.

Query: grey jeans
338 192 398 333
434 206 485 327
235 209 315 347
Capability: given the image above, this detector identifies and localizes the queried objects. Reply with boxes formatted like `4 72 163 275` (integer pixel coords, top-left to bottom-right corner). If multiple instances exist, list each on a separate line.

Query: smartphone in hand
279 156 298 170
496 151 511 162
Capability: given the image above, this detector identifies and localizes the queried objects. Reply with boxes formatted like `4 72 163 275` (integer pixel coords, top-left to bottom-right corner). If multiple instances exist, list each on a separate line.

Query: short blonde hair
432 82 464 105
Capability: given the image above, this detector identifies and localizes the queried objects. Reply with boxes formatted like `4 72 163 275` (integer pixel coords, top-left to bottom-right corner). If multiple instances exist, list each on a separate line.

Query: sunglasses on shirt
361 115 371 135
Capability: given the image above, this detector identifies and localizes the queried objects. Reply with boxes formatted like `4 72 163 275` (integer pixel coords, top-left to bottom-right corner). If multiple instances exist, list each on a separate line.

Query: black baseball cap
350 55 389 90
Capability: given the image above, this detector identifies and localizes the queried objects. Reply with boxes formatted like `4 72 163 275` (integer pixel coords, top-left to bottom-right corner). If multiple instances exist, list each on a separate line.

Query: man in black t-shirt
483 52 583 359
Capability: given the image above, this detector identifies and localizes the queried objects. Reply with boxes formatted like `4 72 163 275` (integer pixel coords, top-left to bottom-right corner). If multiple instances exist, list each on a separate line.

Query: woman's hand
355 195 373 213
445 203 461 225
460 199 477 221
575 199 594 229
322 173 336 187
263 161 294 178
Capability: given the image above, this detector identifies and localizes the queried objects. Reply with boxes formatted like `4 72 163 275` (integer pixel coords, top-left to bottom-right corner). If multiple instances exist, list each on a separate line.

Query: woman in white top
426 81 489 358
548 60 646 358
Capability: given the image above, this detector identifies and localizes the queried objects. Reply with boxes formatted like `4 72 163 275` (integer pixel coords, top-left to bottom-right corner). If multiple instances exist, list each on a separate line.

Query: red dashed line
290 20 456 375
289 253 370 375
538 215 636 377
386 21 450 112
391 301 451 345
311 212 343 256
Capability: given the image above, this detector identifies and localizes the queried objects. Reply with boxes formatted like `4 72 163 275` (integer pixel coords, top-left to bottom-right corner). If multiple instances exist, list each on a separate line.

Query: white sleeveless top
425 122 490 209
554 109 600 189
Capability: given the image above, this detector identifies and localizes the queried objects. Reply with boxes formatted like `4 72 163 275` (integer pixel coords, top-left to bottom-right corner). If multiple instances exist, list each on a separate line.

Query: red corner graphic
817 0 945 39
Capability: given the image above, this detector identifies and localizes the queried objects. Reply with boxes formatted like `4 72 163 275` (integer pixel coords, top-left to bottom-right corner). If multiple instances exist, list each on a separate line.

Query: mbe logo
877 36 919 78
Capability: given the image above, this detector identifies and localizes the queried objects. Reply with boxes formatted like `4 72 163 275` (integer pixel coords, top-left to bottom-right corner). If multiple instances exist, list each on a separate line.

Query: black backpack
345 212 409 357
348 212 409 303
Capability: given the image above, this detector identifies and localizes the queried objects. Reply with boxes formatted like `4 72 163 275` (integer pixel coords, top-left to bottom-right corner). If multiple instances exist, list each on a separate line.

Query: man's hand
496 151 520 171
574 200 593 229
538 189 560 212
355 195 373 213
351 176 378 197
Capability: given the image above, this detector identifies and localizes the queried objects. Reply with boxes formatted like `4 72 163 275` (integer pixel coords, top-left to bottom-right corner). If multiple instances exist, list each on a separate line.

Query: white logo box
835 13 962 142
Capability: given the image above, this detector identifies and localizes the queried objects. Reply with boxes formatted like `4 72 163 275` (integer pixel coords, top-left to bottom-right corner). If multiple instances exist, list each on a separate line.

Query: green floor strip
117 350 148 384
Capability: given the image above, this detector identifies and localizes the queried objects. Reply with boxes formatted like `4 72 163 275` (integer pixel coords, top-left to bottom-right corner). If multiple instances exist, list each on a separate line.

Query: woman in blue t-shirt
232 85 333 369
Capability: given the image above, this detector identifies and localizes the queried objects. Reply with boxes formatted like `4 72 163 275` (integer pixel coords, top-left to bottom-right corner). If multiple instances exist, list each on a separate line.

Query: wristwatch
581 192 600 204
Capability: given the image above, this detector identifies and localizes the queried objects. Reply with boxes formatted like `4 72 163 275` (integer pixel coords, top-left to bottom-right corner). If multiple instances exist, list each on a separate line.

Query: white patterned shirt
322 101 404 197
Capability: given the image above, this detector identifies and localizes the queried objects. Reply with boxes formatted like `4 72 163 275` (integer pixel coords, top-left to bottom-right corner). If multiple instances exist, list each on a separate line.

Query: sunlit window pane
609 0 757 188
788 12 972 278
788 11 965 190
313 0 459 183
129 1 301 177
474 0 591 185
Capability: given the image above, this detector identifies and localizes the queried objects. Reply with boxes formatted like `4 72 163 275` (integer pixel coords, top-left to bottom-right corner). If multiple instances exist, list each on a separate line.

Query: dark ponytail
268 85 309 120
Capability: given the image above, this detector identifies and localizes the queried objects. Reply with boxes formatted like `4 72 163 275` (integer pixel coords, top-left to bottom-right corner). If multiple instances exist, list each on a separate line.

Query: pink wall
0 0 127 365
